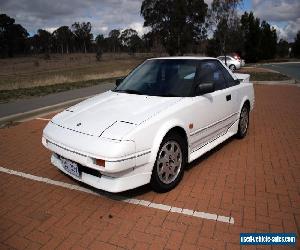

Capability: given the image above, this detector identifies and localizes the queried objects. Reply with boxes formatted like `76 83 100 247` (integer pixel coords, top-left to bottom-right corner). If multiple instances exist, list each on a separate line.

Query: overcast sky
1 0 299 41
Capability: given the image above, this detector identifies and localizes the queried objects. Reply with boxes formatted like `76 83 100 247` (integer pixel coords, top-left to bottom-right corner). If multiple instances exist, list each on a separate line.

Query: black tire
229 64 236 71
150 133 187 192
236 104 249 139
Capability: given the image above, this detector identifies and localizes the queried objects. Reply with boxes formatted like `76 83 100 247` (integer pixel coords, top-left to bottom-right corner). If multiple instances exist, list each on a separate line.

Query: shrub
96 49 103 61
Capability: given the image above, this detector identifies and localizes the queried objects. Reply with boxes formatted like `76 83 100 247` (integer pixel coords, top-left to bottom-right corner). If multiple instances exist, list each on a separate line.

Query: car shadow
186 136 234 171
120 136 236 198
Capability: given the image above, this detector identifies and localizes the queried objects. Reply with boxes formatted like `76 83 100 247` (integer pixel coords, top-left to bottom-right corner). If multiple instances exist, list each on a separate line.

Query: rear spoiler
234 73 250 83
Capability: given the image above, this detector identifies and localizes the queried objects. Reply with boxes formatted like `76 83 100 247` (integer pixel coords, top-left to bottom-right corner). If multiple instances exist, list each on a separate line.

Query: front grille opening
80 165 102 178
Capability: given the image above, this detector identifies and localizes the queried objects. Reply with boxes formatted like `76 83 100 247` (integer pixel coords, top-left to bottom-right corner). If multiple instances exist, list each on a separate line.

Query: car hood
51 90 182 138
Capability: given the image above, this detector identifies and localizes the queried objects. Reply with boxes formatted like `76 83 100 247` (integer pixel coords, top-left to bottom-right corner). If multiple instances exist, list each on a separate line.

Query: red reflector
96 159 105 167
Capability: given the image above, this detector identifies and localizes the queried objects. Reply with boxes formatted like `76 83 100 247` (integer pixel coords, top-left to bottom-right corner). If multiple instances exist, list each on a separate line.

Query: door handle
226 94 231 101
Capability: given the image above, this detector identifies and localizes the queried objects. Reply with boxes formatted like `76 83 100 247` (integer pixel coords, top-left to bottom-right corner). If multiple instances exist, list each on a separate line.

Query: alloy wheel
156 141 182 184
240 106 249 135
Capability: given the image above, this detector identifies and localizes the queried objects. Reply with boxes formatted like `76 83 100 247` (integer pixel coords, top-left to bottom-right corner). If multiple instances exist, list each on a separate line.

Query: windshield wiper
114 89 143 95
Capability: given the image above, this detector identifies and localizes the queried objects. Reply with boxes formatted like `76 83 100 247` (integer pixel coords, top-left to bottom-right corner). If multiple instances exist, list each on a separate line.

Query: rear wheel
150 133 187 192
236 104 249 138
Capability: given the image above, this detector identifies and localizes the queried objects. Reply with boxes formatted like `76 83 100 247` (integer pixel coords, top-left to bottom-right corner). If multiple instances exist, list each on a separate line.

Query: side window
179 64 196 80
198 61 226 91
158 61 197 97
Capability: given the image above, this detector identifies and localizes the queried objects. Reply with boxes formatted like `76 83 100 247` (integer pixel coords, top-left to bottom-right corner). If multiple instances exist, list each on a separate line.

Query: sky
0 0 299 42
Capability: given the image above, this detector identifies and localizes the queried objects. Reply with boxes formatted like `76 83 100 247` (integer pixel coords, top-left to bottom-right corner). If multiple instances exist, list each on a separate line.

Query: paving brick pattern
0 84 299 249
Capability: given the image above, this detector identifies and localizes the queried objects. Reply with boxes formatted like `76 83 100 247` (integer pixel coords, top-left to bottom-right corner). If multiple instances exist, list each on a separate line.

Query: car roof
148 56 216 60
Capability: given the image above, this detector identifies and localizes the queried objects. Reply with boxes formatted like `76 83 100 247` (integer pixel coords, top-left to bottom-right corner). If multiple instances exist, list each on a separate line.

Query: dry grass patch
0 77 120 103
237 67 291 81
238 66 277 73
0 53 147 90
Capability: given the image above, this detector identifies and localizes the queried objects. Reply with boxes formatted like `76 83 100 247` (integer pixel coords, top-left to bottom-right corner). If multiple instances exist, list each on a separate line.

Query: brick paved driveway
0 84 299 249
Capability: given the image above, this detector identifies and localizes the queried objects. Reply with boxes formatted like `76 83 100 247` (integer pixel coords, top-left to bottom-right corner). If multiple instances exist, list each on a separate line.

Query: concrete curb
253 79 299 86
0 95 92 125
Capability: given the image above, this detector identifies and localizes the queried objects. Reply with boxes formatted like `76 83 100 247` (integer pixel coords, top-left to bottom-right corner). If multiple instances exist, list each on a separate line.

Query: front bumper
42 121 153 192
51 153 152 193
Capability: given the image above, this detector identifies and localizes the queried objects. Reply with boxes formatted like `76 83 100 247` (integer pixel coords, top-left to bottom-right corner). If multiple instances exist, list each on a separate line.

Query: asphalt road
262 62 300 81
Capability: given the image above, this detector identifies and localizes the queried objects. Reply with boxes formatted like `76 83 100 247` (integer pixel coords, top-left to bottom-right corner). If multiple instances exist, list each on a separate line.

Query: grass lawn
236 67 291 81
248 72 290 81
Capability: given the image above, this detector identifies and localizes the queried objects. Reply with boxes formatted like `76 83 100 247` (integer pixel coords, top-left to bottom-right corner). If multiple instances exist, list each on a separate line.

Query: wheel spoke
159 154 169 164
169 165 177 175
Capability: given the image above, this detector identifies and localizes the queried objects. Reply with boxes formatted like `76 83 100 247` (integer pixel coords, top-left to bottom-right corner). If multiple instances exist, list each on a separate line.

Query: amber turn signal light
95 159 105 167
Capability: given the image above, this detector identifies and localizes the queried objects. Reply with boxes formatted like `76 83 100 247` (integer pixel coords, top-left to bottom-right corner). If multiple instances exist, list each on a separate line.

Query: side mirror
196 82 215 95
115 78 124 87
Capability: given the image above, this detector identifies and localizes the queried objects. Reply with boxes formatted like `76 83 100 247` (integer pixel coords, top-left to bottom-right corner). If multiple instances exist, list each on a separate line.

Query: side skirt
189 119 239 163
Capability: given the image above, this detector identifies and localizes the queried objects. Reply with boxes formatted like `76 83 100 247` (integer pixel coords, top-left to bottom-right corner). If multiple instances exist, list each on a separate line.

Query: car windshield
113 59 200 97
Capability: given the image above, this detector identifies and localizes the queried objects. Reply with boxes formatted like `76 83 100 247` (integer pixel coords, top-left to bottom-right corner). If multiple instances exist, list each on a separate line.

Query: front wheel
150 133 187 192
236 105 249 138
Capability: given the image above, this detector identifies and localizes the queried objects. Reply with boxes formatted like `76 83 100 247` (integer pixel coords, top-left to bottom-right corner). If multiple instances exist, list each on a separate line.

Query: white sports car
42 57 254 193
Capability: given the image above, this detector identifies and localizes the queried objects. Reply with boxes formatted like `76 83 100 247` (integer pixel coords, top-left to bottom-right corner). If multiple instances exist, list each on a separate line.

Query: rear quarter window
218 63 239 87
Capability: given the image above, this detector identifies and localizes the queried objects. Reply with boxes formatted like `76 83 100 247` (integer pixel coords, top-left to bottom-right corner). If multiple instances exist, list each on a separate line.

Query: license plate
61 157 80 178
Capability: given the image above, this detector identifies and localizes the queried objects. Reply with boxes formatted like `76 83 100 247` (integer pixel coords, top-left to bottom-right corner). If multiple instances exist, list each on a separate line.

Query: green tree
95 34 105 60
120 29 138 47
95 34 105 48
120 29 143 54
108 29 121 53
207 17 242 57
0 14 28 57
53 26 73 54
129 34 144 54
141 0 208 55
240 12 261 62
241 12 278 62
72 22 93 53
208 0 242 60
259 21 277 60
206 37 220 57
292 31 300 58
36 29 52 54
142 30 164 53
277 39 289 58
